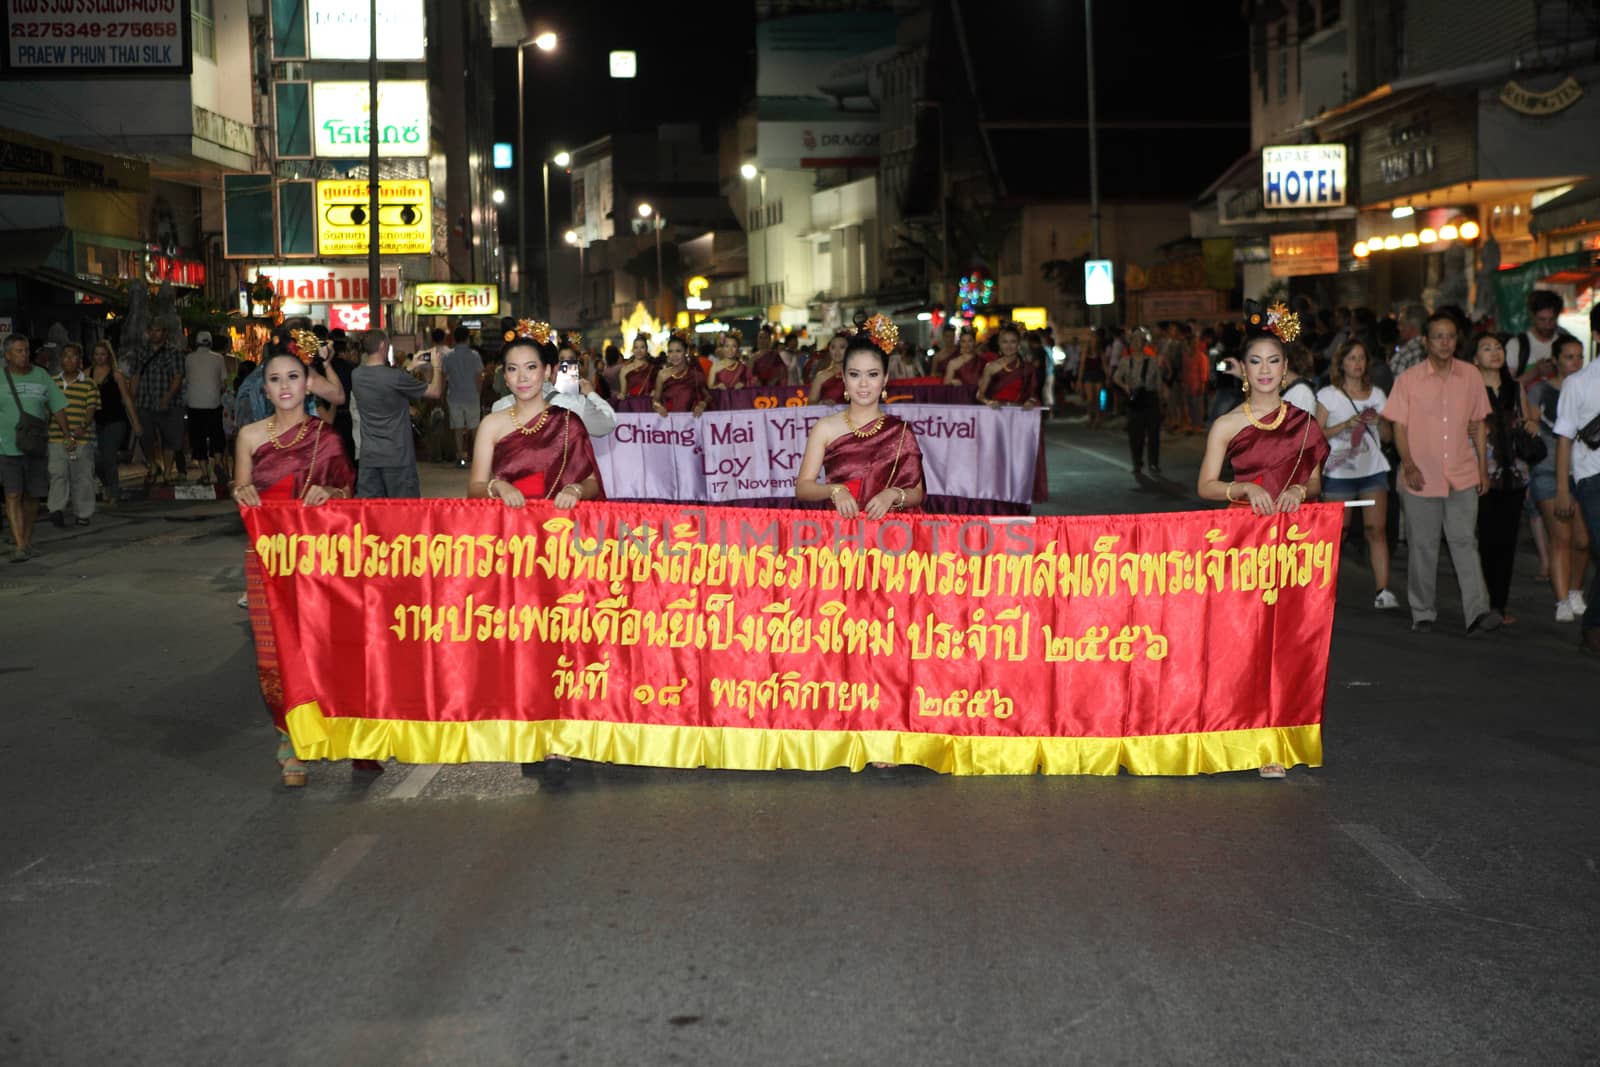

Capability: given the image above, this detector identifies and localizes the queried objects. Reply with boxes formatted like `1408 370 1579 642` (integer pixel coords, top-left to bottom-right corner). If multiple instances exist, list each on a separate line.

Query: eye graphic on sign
322 203 424 227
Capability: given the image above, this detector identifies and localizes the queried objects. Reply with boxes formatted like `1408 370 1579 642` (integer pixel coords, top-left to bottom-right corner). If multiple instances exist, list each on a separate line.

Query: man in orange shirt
1383 311 1496 634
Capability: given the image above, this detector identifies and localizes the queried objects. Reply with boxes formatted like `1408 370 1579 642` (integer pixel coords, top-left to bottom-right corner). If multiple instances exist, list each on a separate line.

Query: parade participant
1197 305 1329 779
977 323 1041 409
942 328 984 390
808 330 851 405
1529 337 1590 622
489 327 617 439
1473 333 1539 624
796 314 925 776
1384 310 1497 635
708 330 754 391
470 324 605 786
929 322 959 378
88 340 139 509
751 325 786 387
618 333 657 399
232 353 357 787
1316 340 1396 610
796 314 926 520
652 332 709 416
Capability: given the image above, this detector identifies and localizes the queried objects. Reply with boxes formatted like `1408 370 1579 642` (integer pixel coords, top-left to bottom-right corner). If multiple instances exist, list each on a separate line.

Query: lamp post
1084 0 1103 326
515 31 557 313
542 150 570 316
638 202 662 314
565 229 584 320
740 163 768 311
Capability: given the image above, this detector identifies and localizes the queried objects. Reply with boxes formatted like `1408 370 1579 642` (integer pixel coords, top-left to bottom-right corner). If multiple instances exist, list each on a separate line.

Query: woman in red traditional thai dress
469 329 605 785
977 323 1042 408
708 330 754 392
618 333 657 399
807 330 851 405
1197 306 1331 780
751 325 786 387
652 333 710 416
942 329 985 392
232 353 356 788
797 316 926 776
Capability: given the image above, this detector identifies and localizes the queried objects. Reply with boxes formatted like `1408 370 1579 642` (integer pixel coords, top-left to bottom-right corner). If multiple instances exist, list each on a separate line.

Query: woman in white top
1316 339 1397 609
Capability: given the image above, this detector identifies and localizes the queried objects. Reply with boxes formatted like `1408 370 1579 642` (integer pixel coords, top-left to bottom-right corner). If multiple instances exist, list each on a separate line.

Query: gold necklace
843 408 885 438
509 404 551 436
1242 399 1288 432
267 415 310 450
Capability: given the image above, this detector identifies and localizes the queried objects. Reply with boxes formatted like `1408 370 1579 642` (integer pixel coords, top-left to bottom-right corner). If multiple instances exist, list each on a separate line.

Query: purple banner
594 404 1041 508
610 383 977 413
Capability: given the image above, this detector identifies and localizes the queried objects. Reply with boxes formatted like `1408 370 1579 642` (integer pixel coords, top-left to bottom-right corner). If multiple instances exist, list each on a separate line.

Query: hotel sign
1262 145 1347 209
414 283 499 316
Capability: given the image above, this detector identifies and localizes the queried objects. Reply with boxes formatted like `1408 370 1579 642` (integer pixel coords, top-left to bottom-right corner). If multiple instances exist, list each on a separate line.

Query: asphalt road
2 415 1596 1065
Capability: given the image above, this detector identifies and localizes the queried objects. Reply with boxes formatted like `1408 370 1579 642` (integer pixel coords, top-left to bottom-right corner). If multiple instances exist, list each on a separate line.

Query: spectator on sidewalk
1506 290 1575 383
1553 353 1600 655
3 335 72 562
184 331 228 485
1529 336 1591 622
131 323 186 487
88 340 138 509
1473 333 1539 624
351 328 443 498
1316 339 1396 610
47 344 99 528
1113 339 1164 478
1383 311 1498 635
442 325 484 469
1390 304 1429 376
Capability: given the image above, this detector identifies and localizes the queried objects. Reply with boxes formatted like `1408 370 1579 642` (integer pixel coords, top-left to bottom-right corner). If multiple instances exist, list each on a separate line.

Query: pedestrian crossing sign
1085 259 1114 306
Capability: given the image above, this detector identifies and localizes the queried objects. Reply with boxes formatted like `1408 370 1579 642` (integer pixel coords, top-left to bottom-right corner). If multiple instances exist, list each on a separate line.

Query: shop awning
1529 178 1600 235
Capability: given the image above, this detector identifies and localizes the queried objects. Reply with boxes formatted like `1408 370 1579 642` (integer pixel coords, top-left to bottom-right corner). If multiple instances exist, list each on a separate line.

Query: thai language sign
311 80 428 158
414 283 499 316
1262 144 1347 209
242 501 1340 775
594 405 1039 506
4 0 188 74
255 264 403 303
314 179 431 256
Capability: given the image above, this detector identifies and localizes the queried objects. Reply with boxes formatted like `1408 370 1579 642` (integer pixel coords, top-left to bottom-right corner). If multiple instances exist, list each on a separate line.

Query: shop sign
413 283 499 316
144 252 205 288
1085 260 1114 306
1269 231 1340 278
3 2 189 76
311 81 429 159
756 120 881 169
0 126 147 191
1499 76 1584 117
253 265 403 303
307 0 424 61
313 179 431 257
1262 145 1347 209
328 303 384 331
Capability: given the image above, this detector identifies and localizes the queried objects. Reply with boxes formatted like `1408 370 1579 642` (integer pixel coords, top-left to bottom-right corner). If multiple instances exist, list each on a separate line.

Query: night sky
493 1 1250 230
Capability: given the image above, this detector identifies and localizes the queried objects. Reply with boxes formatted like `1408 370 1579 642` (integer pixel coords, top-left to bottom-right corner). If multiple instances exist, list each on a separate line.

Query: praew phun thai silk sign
241 502 1342 775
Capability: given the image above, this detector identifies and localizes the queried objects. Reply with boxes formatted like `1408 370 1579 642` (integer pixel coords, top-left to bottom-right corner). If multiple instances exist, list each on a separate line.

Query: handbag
1578 410 1600 451
1511 426 1547 465
4 367 49 458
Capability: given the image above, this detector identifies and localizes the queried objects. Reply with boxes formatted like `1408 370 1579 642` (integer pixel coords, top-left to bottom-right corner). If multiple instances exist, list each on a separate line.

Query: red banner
240 501 1343 775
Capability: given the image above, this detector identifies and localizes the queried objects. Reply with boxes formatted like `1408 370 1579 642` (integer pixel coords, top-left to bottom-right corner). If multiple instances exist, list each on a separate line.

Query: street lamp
492 188 505 205
741 163 769 311
541 149 570 316
637 203 663 310
515 31 557 311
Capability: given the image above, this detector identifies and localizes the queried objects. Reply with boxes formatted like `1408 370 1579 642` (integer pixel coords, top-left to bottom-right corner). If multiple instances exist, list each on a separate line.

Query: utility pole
542 160 551 314
366 0 380 331
516 46 526 313
1085 0 1103 326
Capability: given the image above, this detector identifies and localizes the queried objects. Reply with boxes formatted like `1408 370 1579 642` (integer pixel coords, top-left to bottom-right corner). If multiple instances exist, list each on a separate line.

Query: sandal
277 733 307 788
1258 762 1286 779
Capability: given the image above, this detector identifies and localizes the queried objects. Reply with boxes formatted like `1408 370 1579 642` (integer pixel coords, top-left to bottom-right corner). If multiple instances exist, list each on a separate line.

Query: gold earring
880 389 888 402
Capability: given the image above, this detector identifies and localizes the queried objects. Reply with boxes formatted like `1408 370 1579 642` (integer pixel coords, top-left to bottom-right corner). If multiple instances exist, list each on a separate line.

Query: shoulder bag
4 367 49 458
1508 384 1547 465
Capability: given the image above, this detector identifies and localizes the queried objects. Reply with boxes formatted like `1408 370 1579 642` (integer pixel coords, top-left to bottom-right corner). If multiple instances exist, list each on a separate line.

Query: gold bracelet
830 485 846 502
1224 482 1239 502
1287 483 1307 500
485 478 500 499
894 487 908 509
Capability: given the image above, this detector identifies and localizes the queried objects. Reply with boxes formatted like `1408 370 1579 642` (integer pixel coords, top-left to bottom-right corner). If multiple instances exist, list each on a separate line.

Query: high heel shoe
277 733 307 787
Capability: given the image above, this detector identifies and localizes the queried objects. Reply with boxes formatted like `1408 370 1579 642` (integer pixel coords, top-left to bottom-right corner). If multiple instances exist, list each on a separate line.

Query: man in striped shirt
49 343 99 527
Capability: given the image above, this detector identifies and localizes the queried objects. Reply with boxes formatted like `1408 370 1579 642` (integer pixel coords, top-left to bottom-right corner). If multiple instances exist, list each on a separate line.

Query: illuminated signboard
413 283 500 316
311 81 429 158
313 180 432 256
307 0 425 61
1084 260 1114 306
493 142 513 169
254 264 403 303
1262 144 1347 209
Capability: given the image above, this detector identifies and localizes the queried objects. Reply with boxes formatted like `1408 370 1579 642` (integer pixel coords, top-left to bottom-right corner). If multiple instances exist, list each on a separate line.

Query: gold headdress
861 313 898 354
290 328 320 364
503 319 553 344
1248 302 1301 344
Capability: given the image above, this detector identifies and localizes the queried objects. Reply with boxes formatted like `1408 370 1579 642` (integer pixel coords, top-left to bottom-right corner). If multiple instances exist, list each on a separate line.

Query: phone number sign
314 179 432 257
3 0 191 75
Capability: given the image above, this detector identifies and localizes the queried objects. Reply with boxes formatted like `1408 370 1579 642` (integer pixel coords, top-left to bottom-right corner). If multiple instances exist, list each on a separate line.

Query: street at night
3 419 1596 1063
